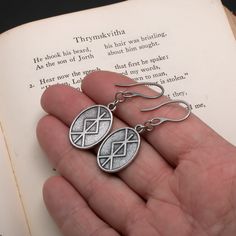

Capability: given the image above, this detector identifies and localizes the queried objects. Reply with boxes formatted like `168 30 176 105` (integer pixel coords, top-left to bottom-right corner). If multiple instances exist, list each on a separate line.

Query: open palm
37 71 236 236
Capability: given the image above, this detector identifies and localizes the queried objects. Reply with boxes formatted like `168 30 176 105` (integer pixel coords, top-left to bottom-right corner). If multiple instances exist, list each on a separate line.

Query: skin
37 71 236 236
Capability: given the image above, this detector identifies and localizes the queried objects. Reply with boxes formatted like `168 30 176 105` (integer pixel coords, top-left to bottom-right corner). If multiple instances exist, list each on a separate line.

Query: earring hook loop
135 100 191 133
107 81 165 112
114 82 164 99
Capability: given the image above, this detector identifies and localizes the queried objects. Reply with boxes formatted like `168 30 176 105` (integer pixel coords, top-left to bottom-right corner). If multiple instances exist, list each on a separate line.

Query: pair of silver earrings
69 82 191 173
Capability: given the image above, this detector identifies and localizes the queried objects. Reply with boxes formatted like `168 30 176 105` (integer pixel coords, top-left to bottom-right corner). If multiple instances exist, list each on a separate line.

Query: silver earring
69 82 164 149
97 100 191 173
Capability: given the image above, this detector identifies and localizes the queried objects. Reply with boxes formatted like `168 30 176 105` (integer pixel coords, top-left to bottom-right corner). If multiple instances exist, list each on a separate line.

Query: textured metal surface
97 127 140 173
69 105 113 149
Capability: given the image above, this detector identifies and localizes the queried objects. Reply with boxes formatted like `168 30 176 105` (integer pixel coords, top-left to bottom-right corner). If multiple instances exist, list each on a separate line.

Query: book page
0 0 235 235
0 126 30 236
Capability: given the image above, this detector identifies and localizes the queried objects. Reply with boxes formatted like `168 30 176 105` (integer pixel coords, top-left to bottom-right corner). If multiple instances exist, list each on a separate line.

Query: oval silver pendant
97 127 140 173
69 105 113 149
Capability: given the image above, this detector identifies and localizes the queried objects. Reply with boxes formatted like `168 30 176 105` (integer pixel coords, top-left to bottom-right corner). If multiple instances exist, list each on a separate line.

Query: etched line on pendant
99 129 138 170
71 106 110 146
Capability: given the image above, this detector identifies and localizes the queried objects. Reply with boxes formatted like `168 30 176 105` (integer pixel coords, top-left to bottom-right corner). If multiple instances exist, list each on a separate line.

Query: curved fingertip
41 84 66 111
81 70 133 93
40 84 77 113
43 175 63 204
36 115 52 146
40 84 91 126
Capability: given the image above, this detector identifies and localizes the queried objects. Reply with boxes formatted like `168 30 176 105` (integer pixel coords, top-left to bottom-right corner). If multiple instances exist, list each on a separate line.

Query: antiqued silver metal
69 105 113 149
141 100 191 121
97 127 140 173
107 82 165 112
115 82 165 99
140 100 191 131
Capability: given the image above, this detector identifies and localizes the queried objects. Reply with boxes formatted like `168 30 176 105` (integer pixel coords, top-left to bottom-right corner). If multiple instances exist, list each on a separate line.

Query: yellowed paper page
0 126 30 236
0 0 235 235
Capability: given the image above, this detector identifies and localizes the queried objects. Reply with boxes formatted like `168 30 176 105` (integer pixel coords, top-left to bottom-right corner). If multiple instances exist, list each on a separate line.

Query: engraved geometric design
69 105 113 149
97 127 140 173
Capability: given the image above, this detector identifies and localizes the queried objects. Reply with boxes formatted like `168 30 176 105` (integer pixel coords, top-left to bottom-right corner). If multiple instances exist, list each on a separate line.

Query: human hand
37 71 236 236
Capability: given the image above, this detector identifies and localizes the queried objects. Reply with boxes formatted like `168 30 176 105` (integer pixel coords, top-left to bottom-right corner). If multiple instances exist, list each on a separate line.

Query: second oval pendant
97 127 140 173
69 105 113 149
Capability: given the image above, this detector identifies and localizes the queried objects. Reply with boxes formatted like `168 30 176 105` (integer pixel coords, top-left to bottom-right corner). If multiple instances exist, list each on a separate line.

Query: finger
40 84 173 199
81 71 232 166
37 115 146 234
41 84 92 125
43 176 120 236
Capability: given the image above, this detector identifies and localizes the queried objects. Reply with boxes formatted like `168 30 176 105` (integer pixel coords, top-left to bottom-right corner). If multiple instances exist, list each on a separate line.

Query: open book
0 0 235 235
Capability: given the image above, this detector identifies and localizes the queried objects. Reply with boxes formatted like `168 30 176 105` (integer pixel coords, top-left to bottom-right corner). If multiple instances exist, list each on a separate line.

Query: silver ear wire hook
108 82 164 111
115 82 164 99
135 100 191 133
